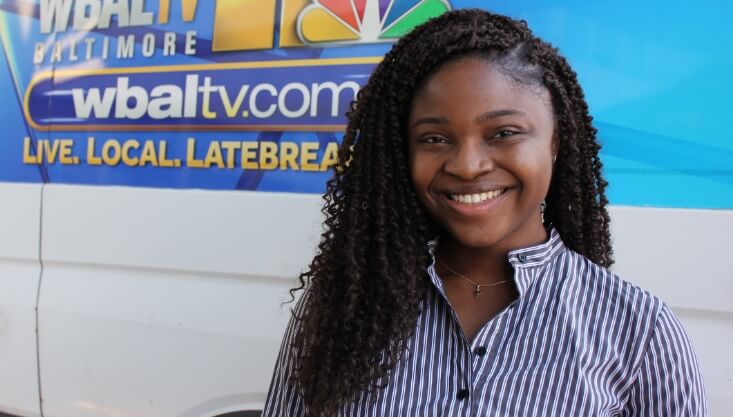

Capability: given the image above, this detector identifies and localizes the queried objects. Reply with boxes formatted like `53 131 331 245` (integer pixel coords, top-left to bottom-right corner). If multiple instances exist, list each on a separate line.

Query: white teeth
449 189 504 204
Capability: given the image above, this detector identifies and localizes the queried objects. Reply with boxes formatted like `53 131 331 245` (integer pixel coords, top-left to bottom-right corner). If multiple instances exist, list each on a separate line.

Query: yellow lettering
58 140 74 164
158 0 170 24
41 140 59 163
102 140 122 166
241 141 258 169
158 141 175 167
181 0 199 21
221 141 240 168
320 141 339 171
300 142 319 172
139 141 158 167
204 141 224 168
186 137 205 168
280 141 299 170
87 137 102 166
259 141 278 170
158 0 199 24
202 89 217 119
23 137 39 164
122 139 140 166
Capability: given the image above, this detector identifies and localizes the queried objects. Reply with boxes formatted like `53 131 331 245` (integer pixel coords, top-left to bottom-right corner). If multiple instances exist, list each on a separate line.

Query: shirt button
456 388 469 400
518 254 528 262
474 346 487 356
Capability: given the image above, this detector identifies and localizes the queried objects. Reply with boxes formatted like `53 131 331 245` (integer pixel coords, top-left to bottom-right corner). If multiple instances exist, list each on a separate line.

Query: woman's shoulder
517 229 665 324
553 247 704 385
552 248 707 414
562 245 664 316
554 246 673 348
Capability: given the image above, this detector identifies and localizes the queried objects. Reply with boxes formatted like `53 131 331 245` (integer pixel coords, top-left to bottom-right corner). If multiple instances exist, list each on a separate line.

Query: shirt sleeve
624 303 707 417
261 292 308 417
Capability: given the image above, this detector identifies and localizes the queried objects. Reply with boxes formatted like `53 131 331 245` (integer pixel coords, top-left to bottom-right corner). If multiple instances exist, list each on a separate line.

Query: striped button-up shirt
264 229 706 416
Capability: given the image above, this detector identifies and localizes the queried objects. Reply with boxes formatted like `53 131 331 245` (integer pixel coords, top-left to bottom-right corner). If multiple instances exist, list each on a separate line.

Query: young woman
263 9 706 417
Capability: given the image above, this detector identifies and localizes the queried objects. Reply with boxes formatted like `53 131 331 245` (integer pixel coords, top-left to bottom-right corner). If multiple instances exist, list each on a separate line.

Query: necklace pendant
473 286 481 297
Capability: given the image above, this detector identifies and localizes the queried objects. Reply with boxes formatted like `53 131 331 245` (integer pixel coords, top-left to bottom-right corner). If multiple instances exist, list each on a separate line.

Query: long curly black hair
288 8 612 416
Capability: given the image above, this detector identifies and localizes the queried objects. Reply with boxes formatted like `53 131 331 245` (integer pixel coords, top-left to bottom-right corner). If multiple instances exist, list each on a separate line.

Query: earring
540 200 547 223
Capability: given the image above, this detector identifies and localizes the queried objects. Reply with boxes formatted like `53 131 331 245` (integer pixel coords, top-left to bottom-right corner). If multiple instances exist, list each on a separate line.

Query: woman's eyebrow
410 116 449 128
410 109 526 128
475 109 526 123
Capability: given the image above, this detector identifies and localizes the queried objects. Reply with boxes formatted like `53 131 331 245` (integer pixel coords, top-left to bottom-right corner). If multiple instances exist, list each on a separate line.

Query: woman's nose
443 140 494 180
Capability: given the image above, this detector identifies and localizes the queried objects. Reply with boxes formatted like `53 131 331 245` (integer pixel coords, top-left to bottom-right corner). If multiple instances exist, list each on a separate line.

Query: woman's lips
441 188 510 216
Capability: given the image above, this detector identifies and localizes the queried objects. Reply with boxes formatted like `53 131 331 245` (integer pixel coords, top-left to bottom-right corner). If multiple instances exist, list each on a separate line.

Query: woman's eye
494 130 520 138
421 136 448 144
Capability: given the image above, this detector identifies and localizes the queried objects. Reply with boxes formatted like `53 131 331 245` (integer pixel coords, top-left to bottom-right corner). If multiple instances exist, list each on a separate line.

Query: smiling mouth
447 189 507 204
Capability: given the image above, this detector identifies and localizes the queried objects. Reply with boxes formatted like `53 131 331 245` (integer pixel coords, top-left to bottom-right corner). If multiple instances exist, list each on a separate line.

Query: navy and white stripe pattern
263 230 706 416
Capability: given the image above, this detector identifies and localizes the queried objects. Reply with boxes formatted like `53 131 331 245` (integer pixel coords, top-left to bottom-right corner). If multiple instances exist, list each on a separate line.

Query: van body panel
0 183 43 417
38 185 319 417
610 206 733 417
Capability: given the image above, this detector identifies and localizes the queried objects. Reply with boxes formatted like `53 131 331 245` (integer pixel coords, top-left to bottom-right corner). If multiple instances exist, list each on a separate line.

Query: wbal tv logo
37 0 450 53
26 0 452 132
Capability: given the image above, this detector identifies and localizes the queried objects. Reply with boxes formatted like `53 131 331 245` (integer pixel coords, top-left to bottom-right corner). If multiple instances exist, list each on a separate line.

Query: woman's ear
551 134 560 163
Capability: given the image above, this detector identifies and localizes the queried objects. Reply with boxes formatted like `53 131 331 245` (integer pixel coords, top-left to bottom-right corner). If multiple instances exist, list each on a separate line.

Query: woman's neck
435 226 549 285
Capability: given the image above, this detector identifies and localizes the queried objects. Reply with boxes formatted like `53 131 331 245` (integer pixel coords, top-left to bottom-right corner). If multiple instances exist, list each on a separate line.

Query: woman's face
407 57 557 250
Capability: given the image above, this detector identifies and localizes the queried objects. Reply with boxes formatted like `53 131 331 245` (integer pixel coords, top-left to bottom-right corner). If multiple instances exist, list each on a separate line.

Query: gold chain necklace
437 256 511 297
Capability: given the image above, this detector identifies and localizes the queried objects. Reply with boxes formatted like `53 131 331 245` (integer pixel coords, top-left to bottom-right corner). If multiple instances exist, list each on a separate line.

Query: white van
1 1 731 416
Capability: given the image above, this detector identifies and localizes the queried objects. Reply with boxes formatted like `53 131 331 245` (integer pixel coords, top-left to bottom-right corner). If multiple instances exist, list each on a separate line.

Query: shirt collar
508 228 565 295
426 239 445 294
507 228 565 268
426 228 565 296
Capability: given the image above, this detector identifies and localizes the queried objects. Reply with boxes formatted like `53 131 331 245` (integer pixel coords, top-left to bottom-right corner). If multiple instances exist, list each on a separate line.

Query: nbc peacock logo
296 0 452 46
163 0 453 52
